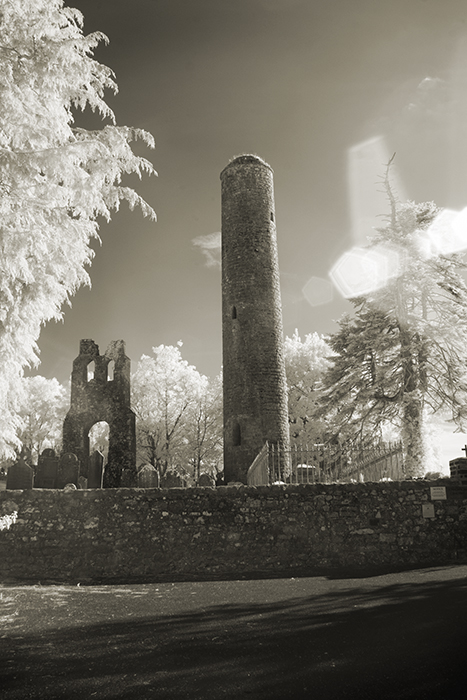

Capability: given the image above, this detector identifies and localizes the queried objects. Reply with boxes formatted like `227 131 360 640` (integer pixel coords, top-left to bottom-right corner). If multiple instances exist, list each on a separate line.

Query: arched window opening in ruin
107 360 115 381
232 422 241 446
87 360 95 382
88 421 109 463
232 306 237 320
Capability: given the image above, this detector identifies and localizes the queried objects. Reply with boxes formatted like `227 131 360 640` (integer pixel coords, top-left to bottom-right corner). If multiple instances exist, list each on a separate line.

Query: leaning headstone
6 458 34 490
57 453 80 489
137 464 160 488
88 450 104 488
35 448 59 488
198 472 215 487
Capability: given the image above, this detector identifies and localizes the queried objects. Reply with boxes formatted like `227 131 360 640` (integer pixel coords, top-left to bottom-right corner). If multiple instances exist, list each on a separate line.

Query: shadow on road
1 574 467 699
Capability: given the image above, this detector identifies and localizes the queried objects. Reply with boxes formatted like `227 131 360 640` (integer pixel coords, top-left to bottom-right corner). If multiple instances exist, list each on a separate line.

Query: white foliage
284 330 334 390
284 330 334 442
0 1 156 458
0 511 17 531
131 345 219 477
16 374 68 461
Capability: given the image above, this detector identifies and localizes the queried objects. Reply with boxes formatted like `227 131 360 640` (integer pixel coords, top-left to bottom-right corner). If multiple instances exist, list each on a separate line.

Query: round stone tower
221 154 290 483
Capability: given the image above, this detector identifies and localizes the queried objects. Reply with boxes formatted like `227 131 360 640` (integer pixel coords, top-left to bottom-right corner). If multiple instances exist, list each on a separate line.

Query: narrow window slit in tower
232 306 237 319
270 212 274 222
232 422 241 446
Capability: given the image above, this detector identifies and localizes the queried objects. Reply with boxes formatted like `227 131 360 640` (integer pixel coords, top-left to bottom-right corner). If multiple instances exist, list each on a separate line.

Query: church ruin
62 339 136 487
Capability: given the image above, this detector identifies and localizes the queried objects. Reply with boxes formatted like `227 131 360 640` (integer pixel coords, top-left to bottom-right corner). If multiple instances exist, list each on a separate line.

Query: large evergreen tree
321 175 467 476
0 0 156 458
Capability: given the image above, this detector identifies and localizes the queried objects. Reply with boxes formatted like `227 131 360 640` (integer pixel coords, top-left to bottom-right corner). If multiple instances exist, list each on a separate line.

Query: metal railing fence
247 441 404 485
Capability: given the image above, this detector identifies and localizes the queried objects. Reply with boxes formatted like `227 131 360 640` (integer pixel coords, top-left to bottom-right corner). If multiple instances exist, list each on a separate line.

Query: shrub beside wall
1 481 467 583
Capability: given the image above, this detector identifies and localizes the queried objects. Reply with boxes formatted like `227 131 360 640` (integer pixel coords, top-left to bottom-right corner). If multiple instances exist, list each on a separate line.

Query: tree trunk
401 393 425 477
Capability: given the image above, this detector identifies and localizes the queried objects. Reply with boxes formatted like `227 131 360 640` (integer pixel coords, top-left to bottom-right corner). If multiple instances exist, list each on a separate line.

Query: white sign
430 486 447 500
422 503 435 519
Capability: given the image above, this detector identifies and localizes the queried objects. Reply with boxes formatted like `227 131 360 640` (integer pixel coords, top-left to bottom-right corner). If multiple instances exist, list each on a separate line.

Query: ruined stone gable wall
62 339 136 487
1 481 466 584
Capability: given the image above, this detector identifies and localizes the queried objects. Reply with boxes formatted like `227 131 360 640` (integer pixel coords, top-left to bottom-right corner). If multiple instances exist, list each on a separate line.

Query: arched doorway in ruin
88 421 109 464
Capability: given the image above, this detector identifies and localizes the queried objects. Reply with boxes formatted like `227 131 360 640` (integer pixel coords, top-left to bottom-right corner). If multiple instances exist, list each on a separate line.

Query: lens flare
424 207 467 257
302 276 334 306
330 244 401 299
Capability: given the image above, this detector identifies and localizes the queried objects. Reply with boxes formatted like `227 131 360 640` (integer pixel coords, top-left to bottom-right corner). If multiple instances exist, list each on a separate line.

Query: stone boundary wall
1 481 466 584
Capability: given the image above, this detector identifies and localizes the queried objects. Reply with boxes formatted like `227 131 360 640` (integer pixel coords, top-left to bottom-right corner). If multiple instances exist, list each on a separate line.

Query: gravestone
35 448 59 488
137 464 160 488
6 458 34 490
120 468 135 487
78 476 88 489
198 472 215 487
88 450 104 488
160 472 186 488
57 453 80 489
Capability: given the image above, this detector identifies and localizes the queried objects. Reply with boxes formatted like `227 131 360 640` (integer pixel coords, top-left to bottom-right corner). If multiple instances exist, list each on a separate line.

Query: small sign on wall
422 503 435 518
430 487 447 500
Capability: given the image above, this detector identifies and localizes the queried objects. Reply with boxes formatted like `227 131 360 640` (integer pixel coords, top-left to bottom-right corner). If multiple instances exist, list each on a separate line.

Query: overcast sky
35 0 467 402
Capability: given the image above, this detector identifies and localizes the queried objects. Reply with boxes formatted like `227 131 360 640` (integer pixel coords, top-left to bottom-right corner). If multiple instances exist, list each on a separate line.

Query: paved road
1 565 467 699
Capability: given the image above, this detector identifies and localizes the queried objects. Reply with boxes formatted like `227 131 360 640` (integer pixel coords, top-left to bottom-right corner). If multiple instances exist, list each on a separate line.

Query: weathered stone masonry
221 155 290 483
62 339 136 488
1 481 466 584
